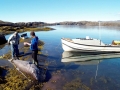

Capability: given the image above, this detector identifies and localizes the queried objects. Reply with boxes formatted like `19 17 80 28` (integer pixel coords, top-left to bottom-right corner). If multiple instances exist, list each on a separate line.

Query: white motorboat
61 36 120 53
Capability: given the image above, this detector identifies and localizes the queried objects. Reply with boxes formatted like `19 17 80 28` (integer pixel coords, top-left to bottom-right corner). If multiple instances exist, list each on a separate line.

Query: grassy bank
0 66 44 90
0 26 55 35
0 37 45 90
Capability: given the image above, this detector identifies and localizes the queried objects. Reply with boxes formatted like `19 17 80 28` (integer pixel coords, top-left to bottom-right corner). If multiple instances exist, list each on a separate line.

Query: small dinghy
61 36 120 53
21 33 28 39
11 60 40 81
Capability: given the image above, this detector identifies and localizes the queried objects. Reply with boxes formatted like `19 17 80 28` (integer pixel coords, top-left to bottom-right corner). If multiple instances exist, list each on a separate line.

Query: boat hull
61 38 120 53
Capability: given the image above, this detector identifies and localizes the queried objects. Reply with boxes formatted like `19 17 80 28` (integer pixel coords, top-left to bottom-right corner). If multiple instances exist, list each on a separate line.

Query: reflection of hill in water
59 25 120 30
74 60 102 65
61 51 120 65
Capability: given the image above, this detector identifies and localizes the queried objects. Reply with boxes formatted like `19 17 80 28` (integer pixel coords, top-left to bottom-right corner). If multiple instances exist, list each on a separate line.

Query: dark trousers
32 50 38 65
11 44 19 58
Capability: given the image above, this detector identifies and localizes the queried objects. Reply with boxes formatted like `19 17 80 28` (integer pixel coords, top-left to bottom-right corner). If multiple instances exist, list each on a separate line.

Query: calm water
2 25 120 90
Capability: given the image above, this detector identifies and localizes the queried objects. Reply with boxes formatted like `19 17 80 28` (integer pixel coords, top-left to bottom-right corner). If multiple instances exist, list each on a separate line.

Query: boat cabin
72 36 105 46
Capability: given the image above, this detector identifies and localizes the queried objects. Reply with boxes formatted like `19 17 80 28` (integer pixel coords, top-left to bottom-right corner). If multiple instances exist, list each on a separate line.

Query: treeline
0 21 48 27
53 21 120 26
0 20 54 35
1 20 120 27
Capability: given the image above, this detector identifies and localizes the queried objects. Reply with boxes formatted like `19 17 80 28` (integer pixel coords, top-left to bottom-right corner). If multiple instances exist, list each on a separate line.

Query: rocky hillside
53 21 120 26
1 20 120 27
0 20 48 27
0 20 47 29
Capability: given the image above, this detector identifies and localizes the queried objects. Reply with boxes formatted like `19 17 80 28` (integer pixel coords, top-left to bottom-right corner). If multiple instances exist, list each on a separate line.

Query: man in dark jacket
26 31 39 66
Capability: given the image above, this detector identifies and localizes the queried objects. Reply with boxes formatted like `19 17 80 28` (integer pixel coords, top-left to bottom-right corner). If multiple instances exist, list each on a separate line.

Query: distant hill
0 20 47 27
53 21 120 26
0 20 120 27
117 20 120 22
0 20 12 24
0 20 4 22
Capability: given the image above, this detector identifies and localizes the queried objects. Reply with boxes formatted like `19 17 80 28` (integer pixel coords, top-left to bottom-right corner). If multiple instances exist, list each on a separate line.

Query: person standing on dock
8 31 20 60
25 31 39 66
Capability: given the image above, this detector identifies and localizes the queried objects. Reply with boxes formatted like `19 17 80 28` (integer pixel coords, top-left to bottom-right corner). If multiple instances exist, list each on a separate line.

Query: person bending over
8 31 20 60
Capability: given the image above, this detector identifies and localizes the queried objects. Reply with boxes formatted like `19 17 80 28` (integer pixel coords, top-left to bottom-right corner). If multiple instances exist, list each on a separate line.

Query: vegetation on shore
0 66 45 90
0 66 7 84
0 26 55 35
0 67 29 90
0 38 45 90
0 66 90 90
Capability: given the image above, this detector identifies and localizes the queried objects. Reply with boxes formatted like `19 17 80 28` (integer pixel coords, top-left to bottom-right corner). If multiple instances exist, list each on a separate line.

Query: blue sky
0 0 120 23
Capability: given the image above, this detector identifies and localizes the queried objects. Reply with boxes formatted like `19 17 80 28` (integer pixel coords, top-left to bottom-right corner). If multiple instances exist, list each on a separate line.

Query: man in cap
8 31 20 60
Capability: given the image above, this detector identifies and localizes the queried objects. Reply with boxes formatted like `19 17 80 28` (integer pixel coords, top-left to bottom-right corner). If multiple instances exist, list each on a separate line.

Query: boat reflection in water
61 52 120 79
61 51 120 63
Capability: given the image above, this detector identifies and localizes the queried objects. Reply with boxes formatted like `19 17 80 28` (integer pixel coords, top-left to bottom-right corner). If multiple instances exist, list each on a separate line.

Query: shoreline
0 37 46 89
0 26 55 35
